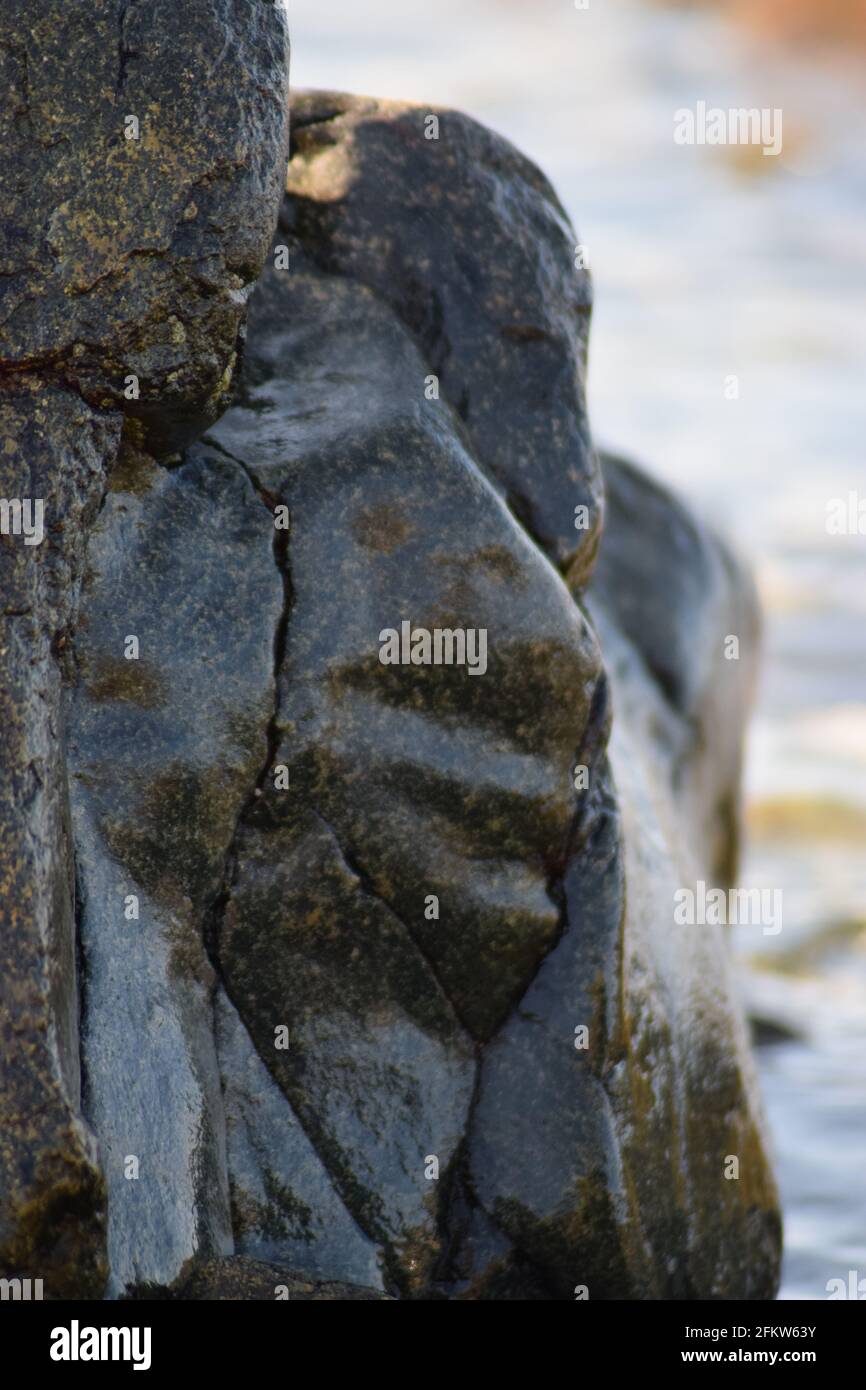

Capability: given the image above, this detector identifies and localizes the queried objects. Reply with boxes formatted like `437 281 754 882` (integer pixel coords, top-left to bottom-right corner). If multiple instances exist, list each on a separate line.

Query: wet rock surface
1 63 781 1299
200 97 778 1298
216 987 384 1289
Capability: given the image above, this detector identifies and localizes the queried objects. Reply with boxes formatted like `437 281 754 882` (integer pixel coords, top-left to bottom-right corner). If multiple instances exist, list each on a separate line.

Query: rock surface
127 1254 391 1301
282 89 602 585
0 382 116 1297
68 451 283 1294
0 71 782 1299
0 1 290 1297
0 0 291 453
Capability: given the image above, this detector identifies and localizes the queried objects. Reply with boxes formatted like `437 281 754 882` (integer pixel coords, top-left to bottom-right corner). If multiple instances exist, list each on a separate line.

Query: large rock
1 75 781 1299
201 251 608 1294
200 94 777 1297
0 1 289 1298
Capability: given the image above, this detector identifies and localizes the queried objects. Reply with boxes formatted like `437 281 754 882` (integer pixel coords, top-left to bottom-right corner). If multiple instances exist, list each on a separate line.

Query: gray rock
67 450 283 1294
201 250 603 1293
587 457 779 1298
0 0 290 1298
452 454 779 1300
215 986 385 1291
216 803 476 1295
0 0 291 453
0 382 116 1297
591 452 761 884
207 261 605 1043
1 64 782 1300
282 89 602 585
127 1254 391 1300
178 96 779 1296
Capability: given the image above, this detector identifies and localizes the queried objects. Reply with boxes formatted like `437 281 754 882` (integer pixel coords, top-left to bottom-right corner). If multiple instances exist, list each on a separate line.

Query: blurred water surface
290 0 866 1299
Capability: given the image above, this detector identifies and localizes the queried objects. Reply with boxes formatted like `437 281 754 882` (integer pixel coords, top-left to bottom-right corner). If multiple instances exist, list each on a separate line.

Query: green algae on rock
67 453 283 1295
178 102 779 1297
0 53 782 1296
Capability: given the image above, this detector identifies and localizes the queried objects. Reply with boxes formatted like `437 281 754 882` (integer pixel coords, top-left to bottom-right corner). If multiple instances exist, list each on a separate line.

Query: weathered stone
200 247 606 1295
460 775 640 1299
1 56 781 1299
282 90 602 586
0 0 291 454
67 450 283 1294
217 807 474 1296
0 381 116 1297
207 260 606 1044
593 452 761 885
127 1254 392 1301
450 460 779 1300
0 1 290 1298
216 986 385 1290
197 102 779 1298
586 457 779 1299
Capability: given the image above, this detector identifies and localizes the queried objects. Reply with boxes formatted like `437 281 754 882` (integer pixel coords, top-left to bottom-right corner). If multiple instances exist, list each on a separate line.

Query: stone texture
282 89 602 586
0 382 116 1298
127 1254 391 1300
0 1 290 1297
593 452 761 885
201 247 607 1294
67 450 283 1294
448 452 779 1300
587 455 778 1299
184 98 778 1295
0 0 291 455
1 64 781 1300
216 987 385 1290
208 258 605 1044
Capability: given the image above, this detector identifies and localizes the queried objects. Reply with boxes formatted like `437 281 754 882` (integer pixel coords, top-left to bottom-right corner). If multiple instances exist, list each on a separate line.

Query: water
289 0 866 1299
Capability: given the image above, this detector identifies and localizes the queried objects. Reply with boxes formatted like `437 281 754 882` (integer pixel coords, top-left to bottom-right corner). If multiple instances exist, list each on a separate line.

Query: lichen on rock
0 0 290 1298
0 20 781 1299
